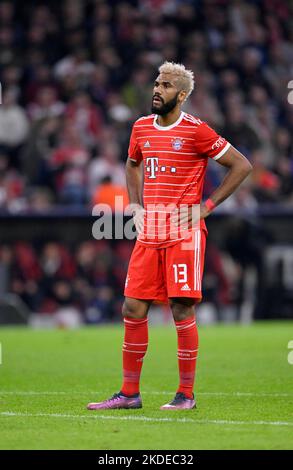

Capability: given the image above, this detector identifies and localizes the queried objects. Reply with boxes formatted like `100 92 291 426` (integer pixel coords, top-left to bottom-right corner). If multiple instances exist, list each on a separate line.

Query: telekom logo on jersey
146 157 176 179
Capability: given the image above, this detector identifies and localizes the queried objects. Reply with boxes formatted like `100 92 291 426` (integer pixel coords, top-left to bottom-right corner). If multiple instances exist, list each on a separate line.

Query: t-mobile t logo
146 157 176 179
146 157 159 179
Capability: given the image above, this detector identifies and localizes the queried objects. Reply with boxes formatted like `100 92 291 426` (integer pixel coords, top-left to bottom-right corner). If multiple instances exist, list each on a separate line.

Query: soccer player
87 62 252 410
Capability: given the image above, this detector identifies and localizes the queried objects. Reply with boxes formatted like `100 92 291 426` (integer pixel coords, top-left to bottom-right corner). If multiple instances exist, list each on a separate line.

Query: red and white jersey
128 111 231 247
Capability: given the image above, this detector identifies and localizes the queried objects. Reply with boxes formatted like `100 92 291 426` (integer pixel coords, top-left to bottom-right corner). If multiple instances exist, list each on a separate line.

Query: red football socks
121 317 148 396
175 315 198 399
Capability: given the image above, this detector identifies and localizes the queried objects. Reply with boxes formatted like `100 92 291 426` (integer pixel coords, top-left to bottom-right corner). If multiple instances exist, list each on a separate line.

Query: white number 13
172 264 187 283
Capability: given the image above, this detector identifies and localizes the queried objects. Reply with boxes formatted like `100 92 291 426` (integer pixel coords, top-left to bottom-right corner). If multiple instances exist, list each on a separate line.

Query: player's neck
156 108 182 127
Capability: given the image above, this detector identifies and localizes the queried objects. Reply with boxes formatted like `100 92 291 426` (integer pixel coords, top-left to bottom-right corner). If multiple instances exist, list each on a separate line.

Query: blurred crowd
0 240 134 322
0 0 292 213
0 224 269 322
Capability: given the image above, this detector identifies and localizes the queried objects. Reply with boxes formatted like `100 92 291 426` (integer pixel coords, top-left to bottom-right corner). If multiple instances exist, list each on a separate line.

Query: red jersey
128 111 230 247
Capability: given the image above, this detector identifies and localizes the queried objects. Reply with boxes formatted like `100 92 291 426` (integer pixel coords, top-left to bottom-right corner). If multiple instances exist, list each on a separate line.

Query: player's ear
178 89 187 104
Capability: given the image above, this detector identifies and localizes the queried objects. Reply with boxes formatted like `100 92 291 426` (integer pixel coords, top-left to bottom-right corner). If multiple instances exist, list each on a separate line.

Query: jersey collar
153 111 185 130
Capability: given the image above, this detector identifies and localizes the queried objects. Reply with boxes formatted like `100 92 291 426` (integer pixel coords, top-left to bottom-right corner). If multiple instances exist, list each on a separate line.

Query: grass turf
0 321 292 450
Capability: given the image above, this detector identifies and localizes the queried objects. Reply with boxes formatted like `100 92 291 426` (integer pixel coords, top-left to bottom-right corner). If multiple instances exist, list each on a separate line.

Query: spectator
54 47 95 85
92 175 129 210
0 90 29 167
0 153 24 211
220 105 261 157
65 91 103 148
250 149 281 202
88 140 125 198
27 86 65 121
49 122 90 204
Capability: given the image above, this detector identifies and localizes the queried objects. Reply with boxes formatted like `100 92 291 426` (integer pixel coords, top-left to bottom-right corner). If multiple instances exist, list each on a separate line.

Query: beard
151 92 180 115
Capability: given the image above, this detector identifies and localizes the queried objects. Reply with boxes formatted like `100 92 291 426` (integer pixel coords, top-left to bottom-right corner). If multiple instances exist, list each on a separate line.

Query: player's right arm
126 158 143 207
126 125 144 233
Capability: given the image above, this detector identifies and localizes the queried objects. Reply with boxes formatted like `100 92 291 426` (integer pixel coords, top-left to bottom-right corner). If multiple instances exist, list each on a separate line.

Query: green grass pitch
0 321 292 450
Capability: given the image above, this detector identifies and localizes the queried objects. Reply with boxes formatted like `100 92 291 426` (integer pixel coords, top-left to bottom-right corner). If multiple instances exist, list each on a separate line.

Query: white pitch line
144 392 293 397
0 411 292 427
0 391 292 397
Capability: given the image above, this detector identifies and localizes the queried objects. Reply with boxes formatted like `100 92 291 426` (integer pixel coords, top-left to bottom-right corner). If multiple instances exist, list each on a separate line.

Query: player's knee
122 298 149 319
170 298 195 322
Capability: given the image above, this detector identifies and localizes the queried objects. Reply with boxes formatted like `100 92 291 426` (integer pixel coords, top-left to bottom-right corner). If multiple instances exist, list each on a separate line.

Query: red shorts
124 229 207 304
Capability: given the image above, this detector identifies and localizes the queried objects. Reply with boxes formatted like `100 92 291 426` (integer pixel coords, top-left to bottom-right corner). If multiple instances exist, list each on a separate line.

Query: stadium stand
0 0 292 323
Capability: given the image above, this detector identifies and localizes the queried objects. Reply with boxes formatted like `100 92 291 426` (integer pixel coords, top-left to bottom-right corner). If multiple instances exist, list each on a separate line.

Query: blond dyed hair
158 61 195 100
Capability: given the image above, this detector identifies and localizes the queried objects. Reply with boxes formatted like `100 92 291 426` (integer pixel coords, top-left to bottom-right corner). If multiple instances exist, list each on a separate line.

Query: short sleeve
194 122 231 160
128 126 143 163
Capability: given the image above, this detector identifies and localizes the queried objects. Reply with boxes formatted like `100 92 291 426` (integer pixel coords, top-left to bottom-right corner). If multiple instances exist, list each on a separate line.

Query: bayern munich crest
171 137 184 150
